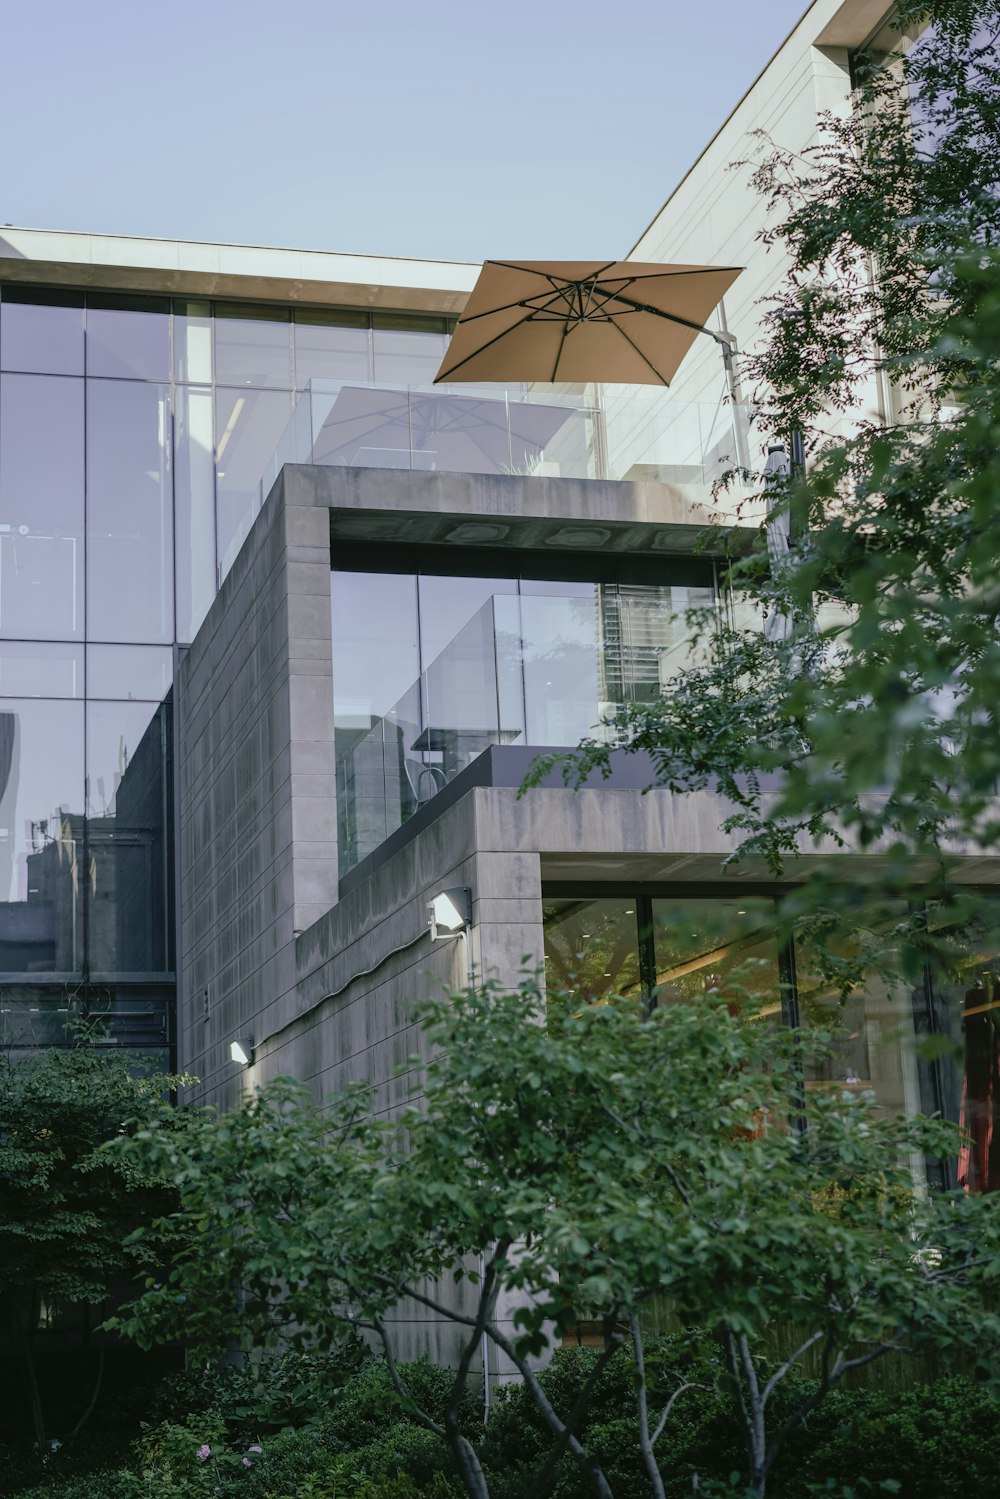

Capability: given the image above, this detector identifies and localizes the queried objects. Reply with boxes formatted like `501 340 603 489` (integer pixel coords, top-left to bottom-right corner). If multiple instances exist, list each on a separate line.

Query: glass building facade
544 891 1000 1193
330 546 717 876
0 283 455 1059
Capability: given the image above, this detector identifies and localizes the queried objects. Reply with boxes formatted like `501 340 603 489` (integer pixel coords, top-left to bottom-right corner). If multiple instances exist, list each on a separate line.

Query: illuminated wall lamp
428 886 472 941
230 1036 255 1066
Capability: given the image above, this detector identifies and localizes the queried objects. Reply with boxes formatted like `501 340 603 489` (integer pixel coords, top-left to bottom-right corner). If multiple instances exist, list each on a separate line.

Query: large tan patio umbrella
434 260 743 387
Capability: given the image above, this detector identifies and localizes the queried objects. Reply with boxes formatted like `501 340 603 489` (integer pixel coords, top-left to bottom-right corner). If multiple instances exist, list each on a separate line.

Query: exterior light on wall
230 1037 255 1066
429 887 472 940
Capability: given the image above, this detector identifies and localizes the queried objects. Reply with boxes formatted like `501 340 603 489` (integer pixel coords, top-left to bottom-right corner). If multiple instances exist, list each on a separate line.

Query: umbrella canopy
434 260 742 387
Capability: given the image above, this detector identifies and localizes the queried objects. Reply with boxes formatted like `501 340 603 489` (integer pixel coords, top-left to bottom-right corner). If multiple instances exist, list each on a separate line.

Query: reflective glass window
1 290 85 376
86 699 170 975
87 380 173 643
920 901 1000 1192
87 645 172 701
84 985 172 1048
372 317 449 385
0 698 84 975
294 309 370 386
173 299 212 384
174 386 216 642
0 374 85 639
518 587 605 746
0 642 83 698
215 388 292 579
86 298 170 381
543 897 642 1003
0 985 81 1046
214 305 292 389
651 897 780 1013
332 570 419 876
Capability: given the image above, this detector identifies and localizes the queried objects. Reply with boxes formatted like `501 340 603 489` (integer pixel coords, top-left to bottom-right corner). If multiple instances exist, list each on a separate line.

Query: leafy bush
146 1342 370 1438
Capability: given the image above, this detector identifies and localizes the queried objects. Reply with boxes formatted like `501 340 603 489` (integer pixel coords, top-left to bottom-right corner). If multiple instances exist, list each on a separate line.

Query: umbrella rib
611 322 676 385
551 318 572 383
435 317 549 381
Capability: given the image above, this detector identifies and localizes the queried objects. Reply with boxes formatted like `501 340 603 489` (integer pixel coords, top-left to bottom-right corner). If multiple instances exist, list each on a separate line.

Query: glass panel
0 699 84 974
174 386 216 641
795 912 923 1168
1 291 85 376
87 700 170 974
613 583 716 703
86 381 172 642
87 645 172 701
215 388 292 579
651 897 780 1012
84 986 172 1048
0 985 81 1046
372 323 449 385
0 642 83 698
0 374 85 639
86 303 170 381
418 573 516 664
294 310 370 385
174 299 212 384
518 588 606 745
923 901 1000 1192
332 571 419 877
214 306 292 389
543 897 642 1002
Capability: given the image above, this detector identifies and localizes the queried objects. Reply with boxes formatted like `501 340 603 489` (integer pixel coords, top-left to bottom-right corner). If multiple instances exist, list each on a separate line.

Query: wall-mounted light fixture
428 886 472 941
230 1036 255 1066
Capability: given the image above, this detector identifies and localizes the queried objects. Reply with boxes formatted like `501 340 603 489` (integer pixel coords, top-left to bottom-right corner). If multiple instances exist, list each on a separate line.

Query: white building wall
608 0 896 516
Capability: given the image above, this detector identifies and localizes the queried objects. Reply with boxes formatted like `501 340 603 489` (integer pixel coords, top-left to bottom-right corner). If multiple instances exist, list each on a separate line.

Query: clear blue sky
3 0 811 263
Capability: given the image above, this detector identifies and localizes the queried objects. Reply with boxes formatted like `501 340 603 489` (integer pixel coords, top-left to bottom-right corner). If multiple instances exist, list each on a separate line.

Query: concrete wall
177 472 339 1108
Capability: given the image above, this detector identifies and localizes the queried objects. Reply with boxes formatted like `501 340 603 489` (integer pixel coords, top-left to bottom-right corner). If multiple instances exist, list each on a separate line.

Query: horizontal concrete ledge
282 465 754 558
0 258 473 316
336 745 666 899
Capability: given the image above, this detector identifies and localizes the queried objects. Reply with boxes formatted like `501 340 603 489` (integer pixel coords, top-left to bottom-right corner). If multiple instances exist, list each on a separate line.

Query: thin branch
526 1329 626 1499
760 1329 824 1406
629 1310 666 1499
370 1315 445 1439
651 1380 702 1447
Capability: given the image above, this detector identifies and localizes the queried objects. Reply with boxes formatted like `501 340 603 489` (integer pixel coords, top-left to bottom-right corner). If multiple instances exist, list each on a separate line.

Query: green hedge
10 1344 1000 1498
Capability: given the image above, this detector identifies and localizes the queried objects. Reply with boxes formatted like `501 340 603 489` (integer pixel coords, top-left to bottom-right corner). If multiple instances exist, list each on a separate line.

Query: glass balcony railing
335 585 716 875
251 378 753 524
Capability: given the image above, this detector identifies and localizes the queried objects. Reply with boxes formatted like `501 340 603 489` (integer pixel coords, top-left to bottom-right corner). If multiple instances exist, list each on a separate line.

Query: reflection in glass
519 591 604 745
83 985 172 1048
87 700 170 974
0 374 85 639
294 311 370 386
0 642 83 698
87 381 172 642
795 916 922 1125
174 300 213 384
215 306 292 389
332 572 419 874
0 699 83 974
372 320 449 385
544 898 642 1002
1 292 85 376
86 303 170 381
215 388 292 578
651 897 780 1012
174 386 216 641
87 645 172 701
924 905 1000 1192
0 986 81 1046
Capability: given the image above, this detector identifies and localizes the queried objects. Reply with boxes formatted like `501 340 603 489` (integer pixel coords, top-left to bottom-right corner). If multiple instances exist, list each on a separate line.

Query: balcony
251 378 751 534
335 583 715 875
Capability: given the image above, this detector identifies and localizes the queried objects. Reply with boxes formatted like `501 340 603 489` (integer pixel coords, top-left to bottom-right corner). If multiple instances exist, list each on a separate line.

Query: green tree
109 980 1000 1499
0 1042 184 1452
